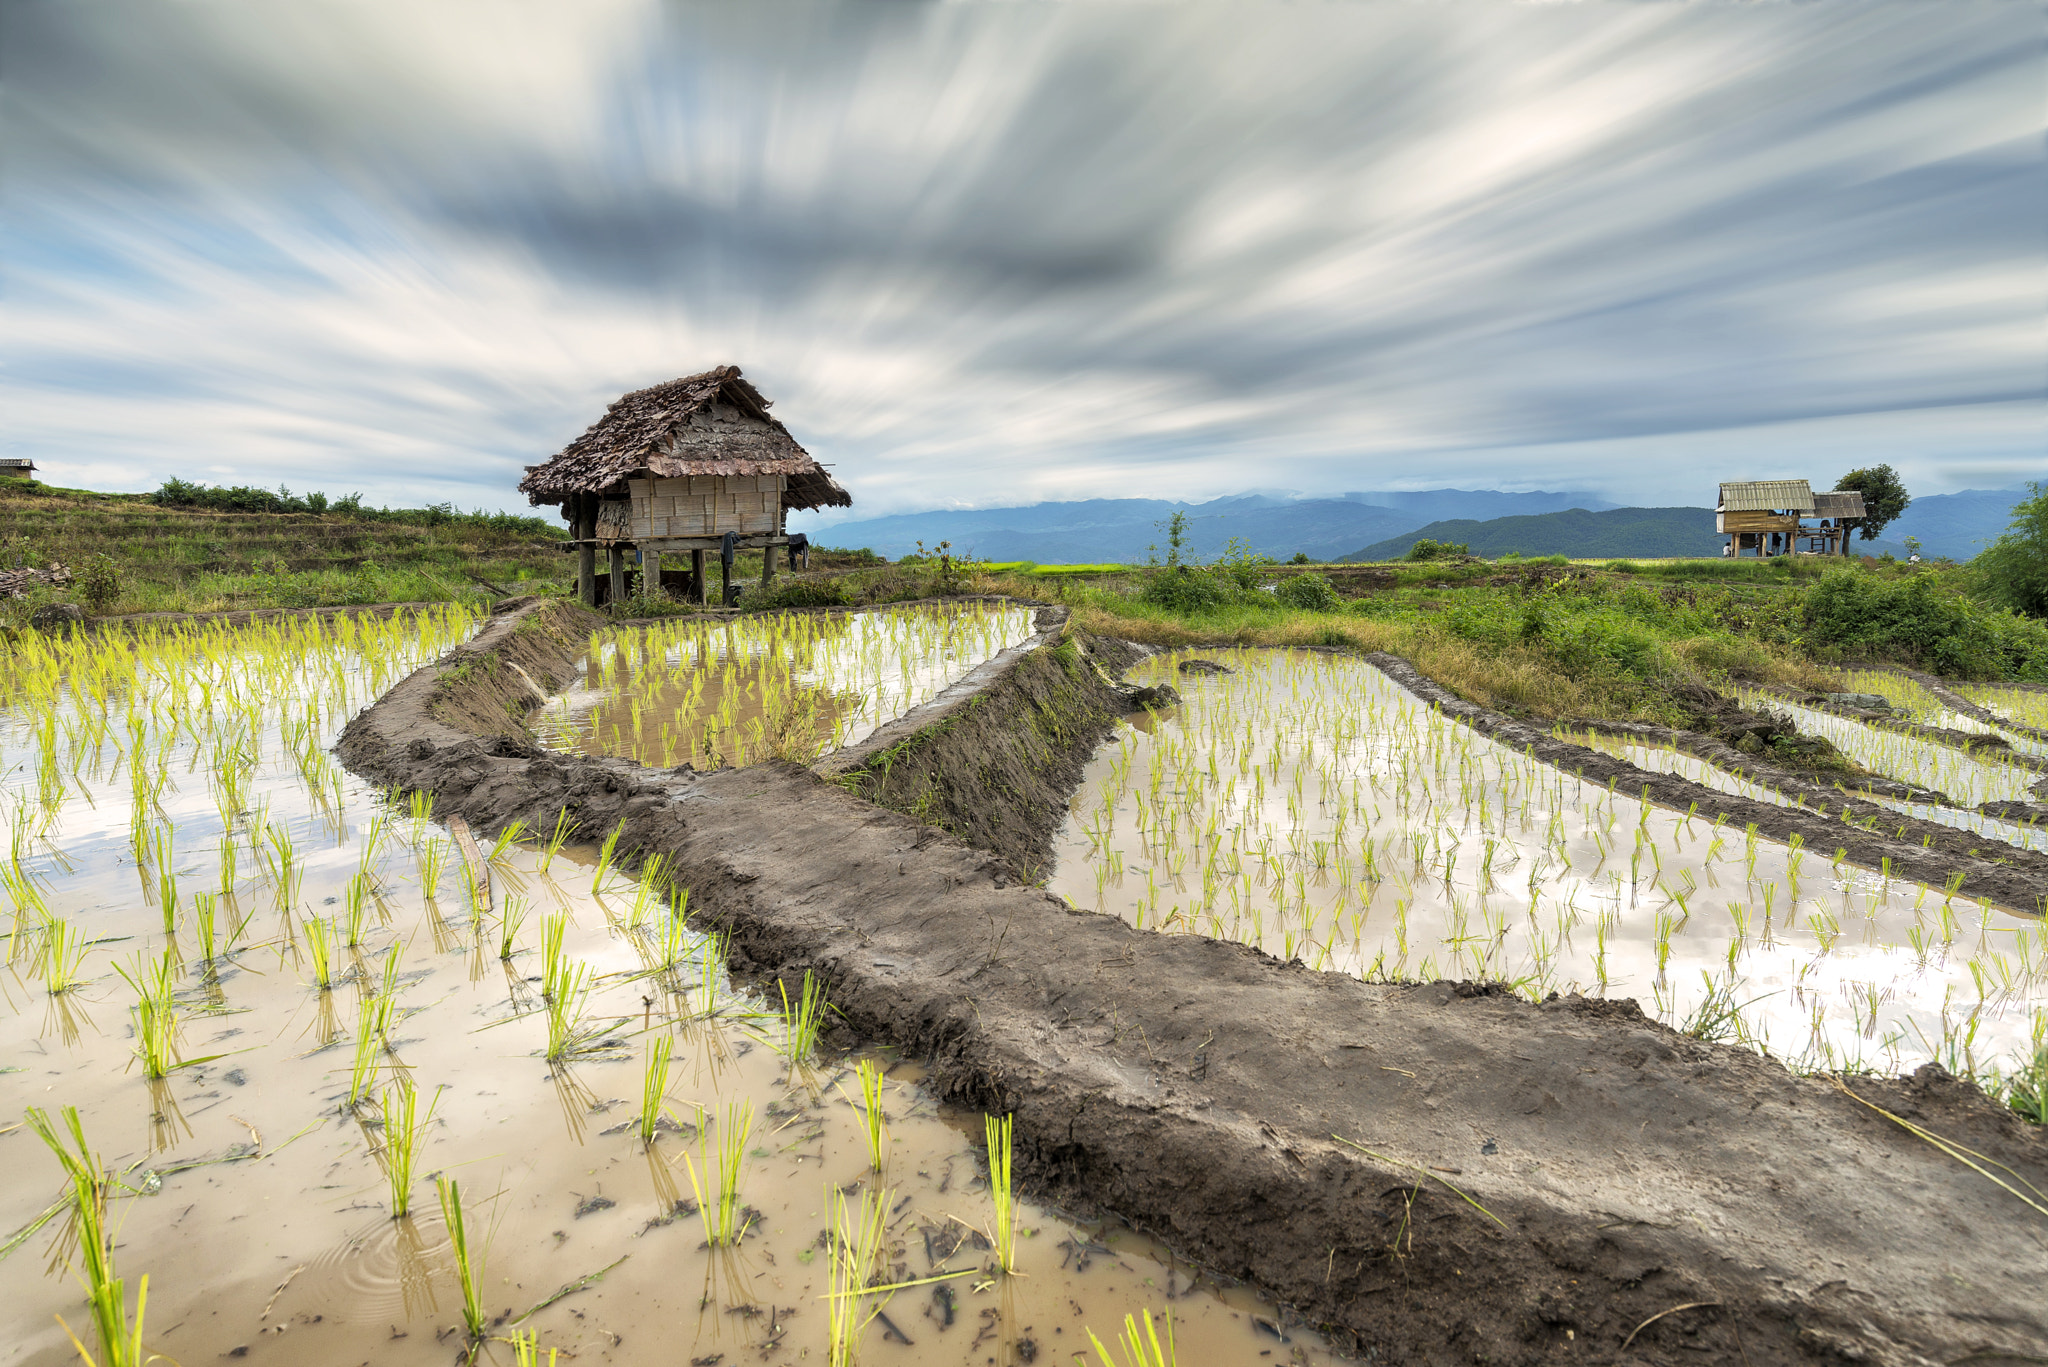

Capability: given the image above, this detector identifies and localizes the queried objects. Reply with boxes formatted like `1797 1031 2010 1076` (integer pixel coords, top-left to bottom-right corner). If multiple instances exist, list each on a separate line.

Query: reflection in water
146 1077 190 1154
392 1213 438 1323
535 603 1037 768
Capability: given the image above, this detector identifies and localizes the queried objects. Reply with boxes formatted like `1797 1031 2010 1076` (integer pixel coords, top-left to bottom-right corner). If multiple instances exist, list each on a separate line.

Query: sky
5 2 2042 526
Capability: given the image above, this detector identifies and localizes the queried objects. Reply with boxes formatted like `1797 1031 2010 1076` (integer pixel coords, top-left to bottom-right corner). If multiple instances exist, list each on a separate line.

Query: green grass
0 481 568 619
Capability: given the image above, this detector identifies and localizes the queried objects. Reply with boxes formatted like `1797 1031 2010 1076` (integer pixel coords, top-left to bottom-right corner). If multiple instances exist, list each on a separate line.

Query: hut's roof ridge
519 365 850 511
1718 479 1815 513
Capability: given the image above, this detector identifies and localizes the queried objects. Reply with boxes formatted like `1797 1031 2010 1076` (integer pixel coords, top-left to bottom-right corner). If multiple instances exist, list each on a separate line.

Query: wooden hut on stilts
519 366 851 607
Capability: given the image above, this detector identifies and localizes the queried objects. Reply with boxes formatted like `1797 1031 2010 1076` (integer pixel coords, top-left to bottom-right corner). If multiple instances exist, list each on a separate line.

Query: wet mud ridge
339 600 2048 1366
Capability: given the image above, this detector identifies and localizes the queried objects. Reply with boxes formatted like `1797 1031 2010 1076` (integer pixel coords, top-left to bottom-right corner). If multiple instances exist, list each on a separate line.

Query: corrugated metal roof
1718 480 1814 513
1812 490 1866 518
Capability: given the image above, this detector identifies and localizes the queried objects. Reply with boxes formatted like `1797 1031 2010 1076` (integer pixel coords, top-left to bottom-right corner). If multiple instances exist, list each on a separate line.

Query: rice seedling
543 960 597 1060
27 1106 154 1367
305 916 336 988
683 1100 754 1246
487 818 528 864
639 1034 673 1144
416 838 448 897
510 1328 558 1367
592 822 625 895
778 969 828 1065
985 1112 1019 1274
380 1077 438 1218
346 994 381 1110
1087 1310 1177 1367
824 1181 893 1366
843 1057 889 1171
435 1177 489 1343
39 916 91 994
498 895 527 962
540 913 567 1001
343 873 371 947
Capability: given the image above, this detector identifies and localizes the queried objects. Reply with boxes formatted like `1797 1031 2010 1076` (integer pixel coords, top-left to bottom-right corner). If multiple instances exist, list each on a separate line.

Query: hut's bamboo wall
627 473 785 540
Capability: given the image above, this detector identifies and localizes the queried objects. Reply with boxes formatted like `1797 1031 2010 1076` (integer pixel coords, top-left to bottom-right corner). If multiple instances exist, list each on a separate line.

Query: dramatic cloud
4 2 2040 521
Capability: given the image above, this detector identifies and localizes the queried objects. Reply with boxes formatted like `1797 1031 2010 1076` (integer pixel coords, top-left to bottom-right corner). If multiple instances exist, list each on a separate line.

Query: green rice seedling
346 995 381 1110
487 818 528 864
629 853 668 929
695 929 729 1017
537 807 576 874
193 892 220 964
498 895 527 962
778 969 828 1065
683 1100 754 1246
540 912 567 1000
415 838 448 897
28 1106 154 1367
847 1057 888 1171
1087 1310 1177 1367
435 1177 489 1343
639 1034 673 1144
380 1078 436 1218
305 916 336 989
543 960 596 1060
510 1328 558 1367
343 874 370 947
985 1112 1019 1273
825 1181 892 1366
592 822 625 895
40 916 91 994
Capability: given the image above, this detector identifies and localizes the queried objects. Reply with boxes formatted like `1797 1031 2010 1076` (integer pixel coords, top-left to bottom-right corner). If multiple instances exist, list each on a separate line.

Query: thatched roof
1718 480 1814 514
519 365 851 512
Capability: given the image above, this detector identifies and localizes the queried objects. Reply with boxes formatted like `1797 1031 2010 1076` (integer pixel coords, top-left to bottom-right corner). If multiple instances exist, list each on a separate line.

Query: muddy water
1 617 1345 1367
1047 650 2046 1080
534 603 1037 769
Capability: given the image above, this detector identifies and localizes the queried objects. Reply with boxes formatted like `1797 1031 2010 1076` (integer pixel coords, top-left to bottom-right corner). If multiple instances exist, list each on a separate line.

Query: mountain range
796 490 1616 564
793 485 2030 565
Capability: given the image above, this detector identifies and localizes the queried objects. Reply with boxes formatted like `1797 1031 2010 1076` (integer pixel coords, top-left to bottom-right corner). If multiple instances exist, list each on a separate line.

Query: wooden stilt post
608 544 627 608
690 549 706 605
644 548 662 600
576 495 598 606
761 540 777 588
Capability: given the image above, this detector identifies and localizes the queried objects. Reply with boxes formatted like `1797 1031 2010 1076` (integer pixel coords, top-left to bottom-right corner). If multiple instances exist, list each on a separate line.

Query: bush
748 576 854 610
1288 551 1312 565
76 553 120 613
1799 568 2048 678
1213 537 1275 590
148 478 554 535
1275 573 1341 612
1407 538 1469 562
1142 567 1233 613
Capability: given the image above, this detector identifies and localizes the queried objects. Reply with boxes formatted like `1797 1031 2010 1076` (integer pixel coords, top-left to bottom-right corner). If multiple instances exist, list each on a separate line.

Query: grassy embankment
0 481 570 619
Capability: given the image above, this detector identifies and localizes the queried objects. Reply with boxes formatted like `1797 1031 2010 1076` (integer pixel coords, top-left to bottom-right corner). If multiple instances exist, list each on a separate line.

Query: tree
1834 464 1910 540
1973 481 2048 618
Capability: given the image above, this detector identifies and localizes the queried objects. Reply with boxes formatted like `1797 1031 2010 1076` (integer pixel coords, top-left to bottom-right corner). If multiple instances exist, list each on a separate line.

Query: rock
1176 659 1232 676
1826 692 1891 712
29 602 84 635
1114 682 1180 711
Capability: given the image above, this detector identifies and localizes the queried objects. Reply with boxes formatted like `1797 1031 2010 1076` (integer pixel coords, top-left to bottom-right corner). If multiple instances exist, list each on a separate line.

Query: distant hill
1346 507 1728 561
1880 487 2031 561
794 488 1613 563
1342 488 1617 523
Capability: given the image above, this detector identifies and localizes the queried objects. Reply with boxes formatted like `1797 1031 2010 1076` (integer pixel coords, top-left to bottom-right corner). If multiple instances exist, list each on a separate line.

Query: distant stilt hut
519 365 851 607
1716 480 1862 558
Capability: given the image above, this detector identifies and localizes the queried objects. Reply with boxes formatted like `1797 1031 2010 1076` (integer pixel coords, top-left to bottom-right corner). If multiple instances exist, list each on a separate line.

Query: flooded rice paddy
0 611 1343 1367
1047 651 2047 1084
1735 689 2044 806
1836 669 2048 763
534 603 1038 769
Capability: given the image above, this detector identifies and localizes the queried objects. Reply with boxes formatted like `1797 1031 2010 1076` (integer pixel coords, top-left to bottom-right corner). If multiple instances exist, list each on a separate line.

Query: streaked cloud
4 2 2039 520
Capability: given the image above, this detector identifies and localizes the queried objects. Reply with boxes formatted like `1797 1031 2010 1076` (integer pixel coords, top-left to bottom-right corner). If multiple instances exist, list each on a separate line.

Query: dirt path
337 601 2048 1366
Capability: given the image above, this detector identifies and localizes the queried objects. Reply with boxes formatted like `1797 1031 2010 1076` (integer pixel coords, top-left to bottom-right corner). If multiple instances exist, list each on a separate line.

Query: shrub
1142 568 1232 613
76 553 121 614
1971 481 2048 618
1288 551 1311 565
1213 537 1275 590
1275 573 1341 612
1406 538 1469 562
749 576 854 610
1796 568 2048 678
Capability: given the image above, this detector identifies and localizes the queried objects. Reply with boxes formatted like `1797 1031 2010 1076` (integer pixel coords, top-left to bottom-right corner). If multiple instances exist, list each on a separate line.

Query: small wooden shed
1717 480 1861 557
519 366 851 605
0 458 38 481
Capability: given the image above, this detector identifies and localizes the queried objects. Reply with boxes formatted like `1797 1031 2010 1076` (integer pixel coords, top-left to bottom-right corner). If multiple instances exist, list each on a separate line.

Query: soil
336 600 2048 1366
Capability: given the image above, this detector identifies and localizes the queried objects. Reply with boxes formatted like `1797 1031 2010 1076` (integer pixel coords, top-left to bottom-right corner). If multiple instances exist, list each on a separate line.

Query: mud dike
338 598 2047 1366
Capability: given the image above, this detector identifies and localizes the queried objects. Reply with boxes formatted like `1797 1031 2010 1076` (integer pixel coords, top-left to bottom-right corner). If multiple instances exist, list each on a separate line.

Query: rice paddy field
533 602 1038 768
0 610 1348 1367
1045 650 2047 1085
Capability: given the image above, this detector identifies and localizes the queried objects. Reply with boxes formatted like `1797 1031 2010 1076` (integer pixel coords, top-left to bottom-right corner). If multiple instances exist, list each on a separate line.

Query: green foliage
1141 567 1234 613
151 477 554 534
1970 481 2048 618
77 553 121 613
1834 464 1911 539
1801 568 2048 678
1287 551 1311 565
1274 573 1341 612
748 576 855 610
812 545 883 566
1155 510 1191 569
1211 536 1275 590
1406 537 1469 562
